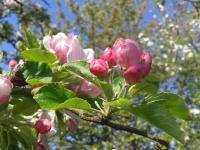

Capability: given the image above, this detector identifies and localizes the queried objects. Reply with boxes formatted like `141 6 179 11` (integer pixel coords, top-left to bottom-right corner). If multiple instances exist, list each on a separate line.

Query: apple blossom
35 119 51 134
101 47 116 67
123 64 145 84
0 75 13 105
43 33 86 64
79 80 102 98
89 59 109 78
112 38 142 68
8 60 17 69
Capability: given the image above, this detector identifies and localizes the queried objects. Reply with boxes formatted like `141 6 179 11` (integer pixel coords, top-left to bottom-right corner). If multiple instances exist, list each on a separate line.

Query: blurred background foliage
0 0 200 149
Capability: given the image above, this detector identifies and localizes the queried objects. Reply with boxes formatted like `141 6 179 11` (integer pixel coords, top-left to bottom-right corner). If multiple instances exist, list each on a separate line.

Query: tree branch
61 109 169 148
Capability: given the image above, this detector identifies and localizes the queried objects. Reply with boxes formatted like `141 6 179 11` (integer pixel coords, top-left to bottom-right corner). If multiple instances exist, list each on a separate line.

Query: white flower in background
152 14 157 19
170 71 175 76
157 62 162 67
162 54 168 59
169 23 174 28
190 108 200 115
83 48 94 63
5 0 24 7
165 67 170 72
157 3 165 12
138 33 144 39
141 37 150 42
183 45 191 54
160 45 164 49
178 67 183 71
186 52 193 59
147 41 154 47
169 40 174 45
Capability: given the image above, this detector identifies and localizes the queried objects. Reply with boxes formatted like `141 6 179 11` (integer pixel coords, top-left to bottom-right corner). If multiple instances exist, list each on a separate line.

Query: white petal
43 35 55 53
67 36 86 62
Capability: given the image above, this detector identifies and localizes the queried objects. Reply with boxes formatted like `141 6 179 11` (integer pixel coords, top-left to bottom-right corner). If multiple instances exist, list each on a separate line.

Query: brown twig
61 109 169 148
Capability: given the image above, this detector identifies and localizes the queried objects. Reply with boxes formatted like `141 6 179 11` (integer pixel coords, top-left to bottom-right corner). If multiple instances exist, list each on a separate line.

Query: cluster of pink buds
89 38 152 84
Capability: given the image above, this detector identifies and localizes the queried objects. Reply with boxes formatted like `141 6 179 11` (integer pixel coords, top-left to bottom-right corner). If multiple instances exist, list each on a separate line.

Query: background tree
0 0 199 149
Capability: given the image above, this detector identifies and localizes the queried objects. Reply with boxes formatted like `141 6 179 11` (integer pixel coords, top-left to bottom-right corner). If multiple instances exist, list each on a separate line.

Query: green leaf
34 83 91 110
128 103 185 143
129 81 158 95
64 61 113 100
0 118 35 149
129 74 160 95
21 48 57 63
13 97 39 116
112 77 125 97
24 28 40 48
144 92 191 120
109 98 132 108
0 103 8 112
23 62 53 85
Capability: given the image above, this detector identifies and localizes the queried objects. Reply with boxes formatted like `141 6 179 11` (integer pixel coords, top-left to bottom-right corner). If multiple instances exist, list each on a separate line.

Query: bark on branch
61 109 169 148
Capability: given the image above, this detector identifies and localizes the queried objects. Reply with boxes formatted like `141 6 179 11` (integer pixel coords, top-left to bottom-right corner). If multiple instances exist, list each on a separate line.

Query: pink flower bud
140 52 152 77
40 111 57 136
123 64 144 84
8 60 17 69
101 47 116 67
67 118 77 133
112 38 142 68
79 80 102 98
0 75 13 105
89 59 109 78
35 119 51 134
43 33 86 64
36 143 46 150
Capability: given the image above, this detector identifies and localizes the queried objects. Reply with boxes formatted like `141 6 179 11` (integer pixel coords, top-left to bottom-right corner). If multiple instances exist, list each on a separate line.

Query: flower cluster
89 38 152 84
43 33 101 98
43 32 152 86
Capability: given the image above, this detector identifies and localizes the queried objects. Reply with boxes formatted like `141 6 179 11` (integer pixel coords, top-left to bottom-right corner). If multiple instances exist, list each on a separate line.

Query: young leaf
34 83 91 110
20 49 57 64
23 62 53 85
